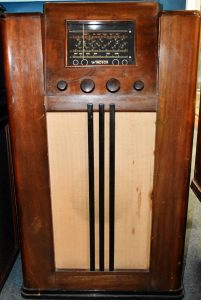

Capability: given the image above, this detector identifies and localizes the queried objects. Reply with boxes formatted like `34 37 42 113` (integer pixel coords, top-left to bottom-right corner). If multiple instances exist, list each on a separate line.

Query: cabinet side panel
151 12 200 290
0 15 19 290
2 15 55 288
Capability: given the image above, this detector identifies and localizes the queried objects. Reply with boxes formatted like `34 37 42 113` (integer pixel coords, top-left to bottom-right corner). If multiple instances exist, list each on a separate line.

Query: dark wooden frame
1 3 200 299
0 9 19 290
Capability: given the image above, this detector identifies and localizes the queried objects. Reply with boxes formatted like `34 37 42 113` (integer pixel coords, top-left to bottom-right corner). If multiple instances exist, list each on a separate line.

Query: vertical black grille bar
99 104 105 271
87 103 95 271
109 104 115 271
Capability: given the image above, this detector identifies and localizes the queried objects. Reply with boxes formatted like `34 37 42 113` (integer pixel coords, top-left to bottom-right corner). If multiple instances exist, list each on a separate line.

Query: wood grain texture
0 15 19 291
2 14 55 289
46 95 157 112
151 11 200 290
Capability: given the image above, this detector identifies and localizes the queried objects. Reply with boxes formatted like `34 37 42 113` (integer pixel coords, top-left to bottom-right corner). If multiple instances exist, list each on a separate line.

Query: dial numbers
67 21 135 66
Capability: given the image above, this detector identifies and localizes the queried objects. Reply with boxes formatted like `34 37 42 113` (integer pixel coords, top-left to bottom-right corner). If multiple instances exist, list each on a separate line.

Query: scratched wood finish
2 6 200 297
47 112 155 271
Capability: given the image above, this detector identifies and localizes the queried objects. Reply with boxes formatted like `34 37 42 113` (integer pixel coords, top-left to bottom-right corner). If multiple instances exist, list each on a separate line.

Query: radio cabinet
1 2 200 299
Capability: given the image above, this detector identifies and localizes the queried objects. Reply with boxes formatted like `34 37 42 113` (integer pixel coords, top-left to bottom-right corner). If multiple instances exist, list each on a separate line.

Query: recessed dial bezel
65 21 135 67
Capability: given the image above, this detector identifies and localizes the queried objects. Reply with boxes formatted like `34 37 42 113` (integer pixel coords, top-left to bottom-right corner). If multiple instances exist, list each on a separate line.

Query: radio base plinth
21 286 184 299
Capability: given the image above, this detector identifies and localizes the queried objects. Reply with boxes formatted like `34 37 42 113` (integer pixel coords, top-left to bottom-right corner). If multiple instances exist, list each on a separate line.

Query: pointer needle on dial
82 24 84 60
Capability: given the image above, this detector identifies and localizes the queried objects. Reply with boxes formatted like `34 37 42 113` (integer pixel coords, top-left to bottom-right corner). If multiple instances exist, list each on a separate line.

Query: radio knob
112 59 119 65
73 59 79 65
81 59 88 65
133 80 144 91
122 59 128 65
80 79 95 93
57 80 68 91
106 78 120 93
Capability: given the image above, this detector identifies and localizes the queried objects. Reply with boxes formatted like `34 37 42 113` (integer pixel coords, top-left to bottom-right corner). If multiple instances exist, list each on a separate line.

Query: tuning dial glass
66 21 135 66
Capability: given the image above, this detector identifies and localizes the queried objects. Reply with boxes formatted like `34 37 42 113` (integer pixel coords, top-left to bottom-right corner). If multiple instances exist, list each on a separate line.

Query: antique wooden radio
1 2 200 299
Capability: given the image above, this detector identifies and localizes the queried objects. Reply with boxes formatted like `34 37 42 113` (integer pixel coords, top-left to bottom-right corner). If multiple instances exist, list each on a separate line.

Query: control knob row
80 79 120 93
73 59 88 66
112 59 128 65
57 79 144 93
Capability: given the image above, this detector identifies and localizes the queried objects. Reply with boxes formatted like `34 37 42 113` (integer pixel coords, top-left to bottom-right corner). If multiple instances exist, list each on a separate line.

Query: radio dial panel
45 2 159 108
67 21 135 66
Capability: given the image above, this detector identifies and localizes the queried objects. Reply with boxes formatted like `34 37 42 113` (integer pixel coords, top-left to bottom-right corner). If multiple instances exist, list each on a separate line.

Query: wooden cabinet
1 2 200 299
0 5 19 291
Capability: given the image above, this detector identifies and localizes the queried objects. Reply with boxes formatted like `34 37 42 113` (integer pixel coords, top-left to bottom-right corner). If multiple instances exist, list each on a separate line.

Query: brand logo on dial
91 60 109 65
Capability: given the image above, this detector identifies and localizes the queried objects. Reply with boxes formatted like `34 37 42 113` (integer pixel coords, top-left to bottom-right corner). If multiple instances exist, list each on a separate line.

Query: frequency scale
67 21 135 66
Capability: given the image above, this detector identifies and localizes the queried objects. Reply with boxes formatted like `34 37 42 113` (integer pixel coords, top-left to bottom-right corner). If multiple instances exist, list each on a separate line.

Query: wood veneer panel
0 11 19 290
151 12 200 290
2 15 55 288
46 95 157 112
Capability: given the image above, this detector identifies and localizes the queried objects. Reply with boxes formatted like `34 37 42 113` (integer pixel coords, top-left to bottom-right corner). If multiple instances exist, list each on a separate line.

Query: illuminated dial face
67 21 135 66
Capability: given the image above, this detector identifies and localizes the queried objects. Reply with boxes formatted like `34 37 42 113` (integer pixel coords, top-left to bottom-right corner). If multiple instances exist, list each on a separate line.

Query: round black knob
80 79 95 93
133 80 144 91
106 78 120 93
57 80 68 91
81 59 88 66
